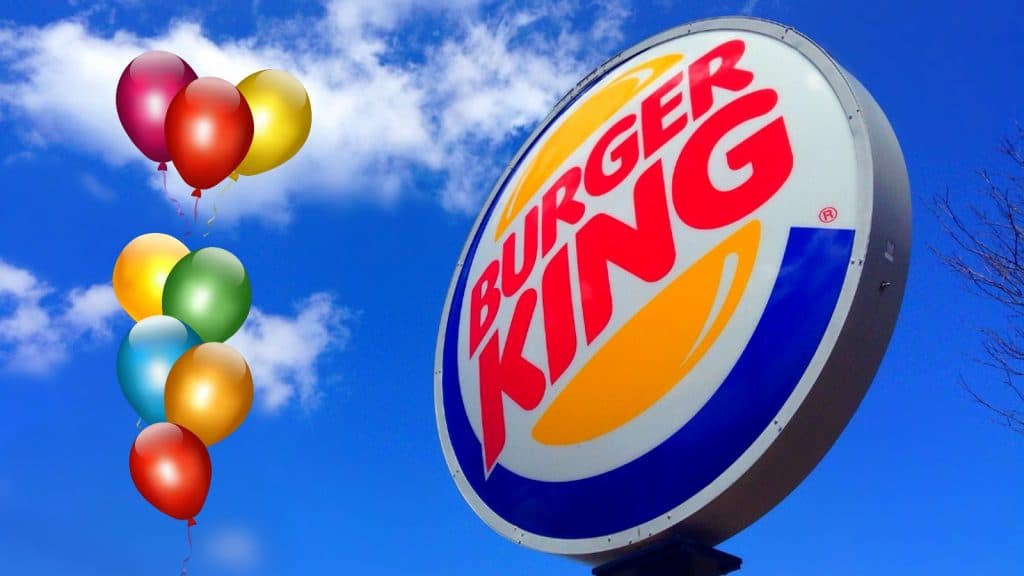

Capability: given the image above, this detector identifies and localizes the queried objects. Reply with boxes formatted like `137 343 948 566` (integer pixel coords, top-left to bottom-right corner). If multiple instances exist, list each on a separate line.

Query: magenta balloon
116 51 198 167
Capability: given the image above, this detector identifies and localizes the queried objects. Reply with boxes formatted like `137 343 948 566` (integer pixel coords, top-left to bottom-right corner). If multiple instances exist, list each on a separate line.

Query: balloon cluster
116 50 311 201
113 233 254 525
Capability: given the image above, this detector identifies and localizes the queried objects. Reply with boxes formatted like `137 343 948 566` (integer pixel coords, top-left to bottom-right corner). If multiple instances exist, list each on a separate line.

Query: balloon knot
229 172 239 182
191 189 202 198
188 517 197 527
157 162 168 172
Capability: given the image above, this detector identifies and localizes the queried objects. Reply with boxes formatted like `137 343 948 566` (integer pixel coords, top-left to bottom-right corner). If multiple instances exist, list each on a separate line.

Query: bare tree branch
934 128 1024 435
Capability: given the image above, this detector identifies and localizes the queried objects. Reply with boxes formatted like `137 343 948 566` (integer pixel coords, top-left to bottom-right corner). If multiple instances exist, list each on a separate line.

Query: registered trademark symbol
819 206 838 223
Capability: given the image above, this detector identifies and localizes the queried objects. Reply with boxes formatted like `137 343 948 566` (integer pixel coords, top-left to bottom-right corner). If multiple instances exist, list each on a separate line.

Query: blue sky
1 0 1022 575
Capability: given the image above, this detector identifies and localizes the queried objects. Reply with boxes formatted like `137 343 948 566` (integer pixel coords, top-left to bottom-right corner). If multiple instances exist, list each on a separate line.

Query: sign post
436 16 910 571
592 536 742 576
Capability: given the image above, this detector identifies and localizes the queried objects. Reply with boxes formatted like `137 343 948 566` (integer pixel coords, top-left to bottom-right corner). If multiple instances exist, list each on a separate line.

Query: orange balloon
164 342 253 446
112 233 189 321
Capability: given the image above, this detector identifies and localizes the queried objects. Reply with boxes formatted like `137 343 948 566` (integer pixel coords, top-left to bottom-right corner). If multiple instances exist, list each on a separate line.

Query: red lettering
470 42 790 474
689 39 754 122
641 72 689 159
479 289 546 473
576 160 676 344
501 205 539 297
674 88 793 230
584 114 639 196
542 244 577 385
469 260 500 357
541 167 585 257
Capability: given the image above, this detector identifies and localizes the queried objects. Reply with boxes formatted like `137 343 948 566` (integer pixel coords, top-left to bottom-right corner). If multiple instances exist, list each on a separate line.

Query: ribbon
202 179 235 238
180 519 195 576
191 189 201 224
161 166 181 215
161 165 191 237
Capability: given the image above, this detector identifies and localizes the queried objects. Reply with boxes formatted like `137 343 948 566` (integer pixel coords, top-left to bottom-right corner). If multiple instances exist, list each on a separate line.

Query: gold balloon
164 342 254 446
234 69 311 177
112 233 189 321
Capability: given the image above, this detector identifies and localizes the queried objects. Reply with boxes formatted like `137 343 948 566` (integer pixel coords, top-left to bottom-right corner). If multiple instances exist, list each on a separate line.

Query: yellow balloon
112 233 189 321
165 342 254 446
234 69 311 177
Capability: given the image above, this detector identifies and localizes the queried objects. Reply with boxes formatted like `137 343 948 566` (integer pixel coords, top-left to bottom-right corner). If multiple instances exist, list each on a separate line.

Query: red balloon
129 422 211 524
165 77 254 197
116 51 198 169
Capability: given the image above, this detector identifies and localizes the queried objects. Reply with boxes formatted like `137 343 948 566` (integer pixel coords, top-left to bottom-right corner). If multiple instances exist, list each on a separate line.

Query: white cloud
0 0 632 221
326 0 482 35
0 260 47 299
0 259 120 374
228 293 351 413
427 15 587 211
590 0 632 45
207 526 261 572
81 173 116 201
0 259 346 408
64 283 121 336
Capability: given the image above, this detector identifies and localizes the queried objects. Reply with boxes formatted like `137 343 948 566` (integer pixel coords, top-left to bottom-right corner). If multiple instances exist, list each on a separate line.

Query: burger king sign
435 17 910 563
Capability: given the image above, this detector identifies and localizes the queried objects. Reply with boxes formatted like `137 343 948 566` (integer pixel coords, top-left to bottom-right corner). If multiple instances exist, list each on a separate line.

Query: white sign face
436 17 909 561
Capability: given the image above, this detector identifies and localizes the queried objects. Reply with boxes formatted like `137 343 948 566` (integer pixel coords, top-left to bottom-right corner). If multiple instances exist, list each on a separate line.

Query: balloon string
202 179 234 238
135 417 142 430
180 520 194 576
193 195 200 224
163 171 178 213
162 169 192 238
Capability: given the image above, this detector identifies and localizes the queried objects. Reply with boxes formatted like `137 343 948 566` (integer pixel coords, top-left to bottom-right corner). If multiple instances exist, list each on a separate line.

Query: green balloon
162 247 251 342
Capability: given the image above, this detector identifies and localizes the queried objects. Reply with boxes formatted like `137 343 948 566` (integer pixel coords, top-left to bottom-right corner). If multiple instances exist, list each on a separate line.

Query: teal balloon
162 247 252 342
117 316 202 424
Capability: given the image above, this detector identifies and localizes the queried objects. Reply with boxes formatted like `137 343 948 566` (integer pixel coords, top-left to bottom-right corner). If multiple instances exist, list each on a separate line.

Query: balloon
116 51 198 169
113 233 190 321
117 316 202 424
129 422 211 524
233 69 311 177
162 247 251 342
165 77 254 197
164 342 254 446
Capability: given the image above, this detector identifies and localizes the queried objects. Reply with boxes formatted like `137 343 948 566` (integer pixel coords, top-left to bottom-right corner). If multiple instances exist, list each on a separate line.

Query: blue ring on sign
441 225 854 539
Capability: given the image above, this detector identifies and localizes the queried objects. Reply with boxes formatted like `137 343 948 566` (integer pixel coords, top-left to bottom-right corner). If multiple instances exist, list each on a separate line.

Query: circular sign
435 17 910 562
